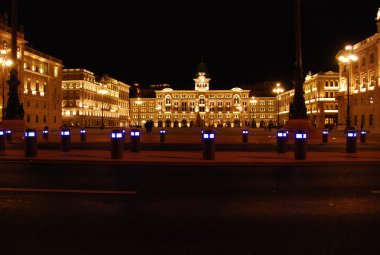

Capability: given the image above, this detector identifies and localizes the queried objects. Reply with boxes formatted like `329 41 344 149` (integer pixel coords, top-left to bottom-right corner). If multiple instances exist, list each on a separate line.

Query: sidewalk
2 127 380 164
1 148 380 164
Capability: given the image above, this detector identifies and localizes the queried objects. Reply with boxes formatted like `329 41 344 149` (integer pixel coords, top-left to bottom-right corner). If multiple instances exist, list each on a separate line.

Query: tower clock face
199 75 205 82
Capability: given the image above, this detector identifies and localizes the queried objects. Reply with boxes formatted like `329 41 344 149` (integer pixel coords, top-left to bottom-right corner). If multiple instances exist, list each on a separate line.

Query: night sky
2 0 379 90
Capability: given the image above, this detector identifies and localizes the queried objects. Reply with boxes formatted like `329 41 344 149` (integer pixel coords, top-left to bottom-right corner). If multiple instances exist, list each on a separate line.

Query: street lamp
136 97 142 127
236 104 242 128
273 83 284 129
97 87 107 129
338 45 358 130
249 96 257 128
0 44 13 120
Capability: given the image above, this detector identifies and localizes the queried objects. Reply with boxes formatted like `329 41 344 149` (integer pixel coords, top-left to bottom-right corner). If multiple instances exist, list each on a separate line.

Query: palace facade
61 69 130 128
335 9 380 131
1 21 63 130
130 63 278 128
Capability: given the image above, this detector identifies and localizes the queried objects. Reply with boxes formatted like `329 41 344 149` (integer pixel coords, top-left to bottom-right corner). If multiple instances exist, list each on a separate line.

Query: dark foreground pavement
2 162 380 255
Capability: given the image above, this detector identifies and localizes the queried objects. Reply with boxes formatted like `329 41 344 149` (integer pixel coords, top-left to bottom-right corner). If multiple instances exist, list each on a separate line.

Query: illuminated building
129 63 277 128
1 18 63 130
335 8 380 131
277 71 339 129
62 69 130 128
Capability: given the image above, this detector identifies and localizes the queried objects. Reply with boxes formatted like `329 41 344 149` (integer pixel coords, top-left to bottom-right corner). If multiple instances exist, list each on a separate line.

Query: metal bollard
122 129 126 142
80 129 87 142
60 128 71 152
5 130 12 143
24 129 38 157
322 129 328 143
42 128 49 142
294 130 307 160
346 129 357 153
242 129 248 143
360 130 367 144
160 128 166 143
276 129 288 153
0 129 5 151
111 130 123 159
130 129 141 152
202 129 215 160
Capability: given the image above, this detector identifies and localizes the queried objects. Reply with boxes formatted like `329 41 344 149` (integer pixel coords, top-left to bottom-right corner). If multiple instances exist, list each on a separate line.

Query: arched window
165 95 171 105
233 95 240 105
199 96 205 105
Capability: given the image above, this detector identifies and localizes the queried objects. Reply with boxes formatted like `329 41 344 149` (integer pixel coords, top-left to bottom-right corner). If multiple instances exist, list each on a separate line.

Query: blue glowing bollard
0 129 5 151
130 129 141 152
360 130 367 144
276 129 288 153
25 129 37 157
242 129 249 143
294 130 307 160
60 128 71 151
80 128 86 142
42 128 49 141
322 129 328 143
202 129 215 160
121 129 126 142
5 130 12 143
160 128 166 143
346 129 357 153
111 130 123 159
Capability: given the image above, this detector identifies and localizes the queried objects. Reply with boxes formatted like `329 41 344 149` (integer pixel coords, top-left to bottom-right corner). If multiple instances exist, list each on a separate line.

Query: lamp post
136 97 142 127
249 96 257 128
98 87 107 130
338 45 358 130
273 83 284 129
0 44 13 120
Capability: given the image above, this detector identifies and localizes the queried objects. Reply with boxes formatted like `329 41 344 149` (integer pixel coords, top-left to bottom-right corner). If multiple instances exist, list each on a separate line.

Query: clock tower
193 62 210 91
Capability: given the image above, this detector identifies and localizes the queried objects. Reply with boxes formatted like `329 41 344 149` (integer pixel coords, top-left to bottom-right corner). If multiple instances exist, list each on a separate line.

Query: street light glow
273 83 284 128
338 45 358 130
97 88 108 129
1 43 13 120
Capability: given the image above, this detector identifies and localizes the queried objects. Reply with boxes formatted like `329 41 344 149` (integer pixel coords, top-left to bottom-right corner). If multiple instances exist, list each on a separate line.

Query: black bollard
121 129 126 142
276 129 288 153
322 129 328 143
202 129 215 160
242 129 248 143
346 129 357 153
80 129 86 142
130 129 141 152
42 128 49 142
360 130 367 144
0 129 5 151
160 128 166 143
24 129 38 157
5 130 12 143
60 128 71 152
294 130 307 160
111 130 123 159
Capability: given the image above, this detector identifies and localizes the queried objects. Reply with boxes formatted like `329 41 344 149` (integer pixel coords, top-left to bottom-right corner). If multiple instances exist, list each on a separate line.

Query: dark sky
2 0 379 90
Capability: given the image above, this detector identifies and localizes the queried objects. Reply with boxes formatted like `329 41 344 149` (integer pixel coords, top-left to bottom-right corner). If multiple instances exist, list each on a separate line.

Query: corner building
62 69 130 128
336 8 380 131
1 21 63 130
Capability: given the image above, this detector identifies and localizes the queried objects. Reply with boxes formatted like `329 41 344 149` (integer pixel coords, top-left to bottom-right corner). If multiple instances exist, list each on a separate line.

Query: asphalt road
1 162 380 255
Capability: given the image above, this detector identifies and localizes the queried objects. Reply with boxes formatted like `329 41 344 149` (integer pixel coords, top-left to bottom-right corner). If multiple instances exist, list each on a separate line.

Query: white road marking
0 187 139 195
